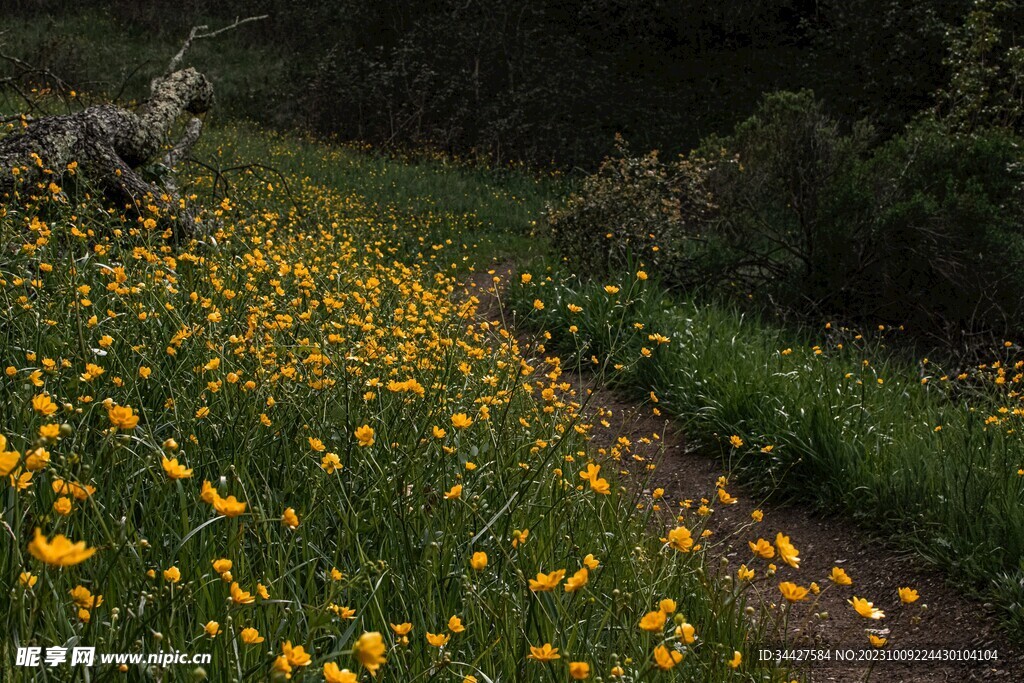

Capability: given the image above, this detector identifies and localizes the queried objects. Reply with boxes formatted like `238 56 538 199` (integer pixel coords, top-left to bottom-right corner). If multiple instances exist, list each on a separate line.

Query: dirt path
464 262 1023 682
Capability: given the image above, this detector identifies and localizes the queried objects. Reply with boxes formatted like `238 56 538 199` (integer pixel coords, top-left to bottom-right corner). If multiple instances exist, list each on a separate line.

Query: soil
463 261 1024 683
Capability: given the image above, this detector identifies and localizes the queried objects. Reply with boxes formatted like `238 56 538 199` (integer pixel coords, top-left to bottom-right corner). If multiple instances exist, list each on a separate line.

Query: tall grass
509 269 1024 633
0 123 785 680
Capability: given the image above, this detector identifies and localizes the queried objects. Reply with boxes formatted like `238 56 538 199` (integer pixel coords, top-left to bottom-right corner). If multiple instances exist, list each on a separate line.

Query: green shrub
547 91 875 302
550 90 1024 335
697 90 873 305
835 119 1024 332
546 136 716 285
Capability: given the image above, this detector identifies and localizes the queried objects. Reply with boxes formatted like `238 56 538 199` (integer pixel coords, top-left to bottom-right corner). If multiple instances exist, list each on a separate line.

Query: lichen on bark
0 67 213 235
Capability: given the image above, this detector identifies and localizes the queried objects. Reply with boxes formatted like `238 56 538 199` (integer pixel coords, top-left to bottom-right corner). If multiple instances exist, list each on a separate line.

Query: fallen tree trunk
0 68 212 231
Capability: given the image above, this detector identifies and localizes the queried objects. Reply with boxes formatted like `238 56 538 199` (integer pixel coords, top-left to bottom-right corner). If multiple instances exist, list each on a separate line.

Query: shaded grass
194 123 560 258
0 11 287 118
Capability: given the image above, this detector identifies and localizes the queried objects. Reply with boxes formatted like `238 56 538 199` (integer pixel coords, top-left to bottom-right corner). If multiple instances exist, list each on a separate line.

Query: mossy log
0 68 213 231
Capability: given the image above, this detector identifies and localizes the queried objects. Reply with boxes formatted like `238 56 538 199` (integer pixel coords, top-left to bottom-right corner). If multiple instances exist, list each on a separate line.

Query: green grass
508 268 1024 635
195 123 561 259
0 120 784 681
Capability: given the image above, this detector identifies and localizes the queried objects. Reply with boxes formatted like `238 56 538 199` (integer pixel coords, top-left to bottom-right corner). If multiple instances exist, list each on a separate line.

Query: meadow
0 123 826 681
4 2 1024 679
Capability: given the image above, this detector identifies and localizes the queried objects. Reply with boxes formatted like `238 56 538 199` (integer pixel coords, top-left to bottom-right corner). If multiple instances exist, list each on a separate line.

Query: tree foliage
550 91 1024 336
2 0 978 166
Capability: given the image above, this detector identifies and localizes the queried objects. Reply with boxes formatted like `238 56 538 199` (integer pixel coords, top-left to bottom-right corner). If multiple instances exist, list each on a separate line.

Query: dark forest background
4 0 1024 337
3 0 1004 167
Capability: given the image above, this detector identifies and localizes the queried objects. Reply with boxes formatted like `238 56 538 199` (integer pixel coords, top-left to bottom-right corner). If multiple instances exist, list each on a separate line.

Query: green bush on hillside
697 90 873 305
547 136 715 284
837 118 1024 332
549 90 1024 335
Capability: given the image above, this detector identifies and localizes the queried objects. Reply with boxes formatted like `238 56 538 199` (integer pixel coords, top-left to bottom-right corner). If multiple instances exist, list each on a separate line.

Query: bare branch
0 50 74 92
163 26 204 80
0 112 33 124
0 49 76 113
197 15 270 40
0 77 42 114
112 59 156 104
160 15 269 84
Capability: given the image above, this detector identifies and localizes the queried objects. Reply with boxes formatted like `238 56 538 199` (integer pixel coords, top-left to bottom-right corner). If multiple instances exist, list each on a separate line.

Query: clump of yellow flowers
0 123 918 680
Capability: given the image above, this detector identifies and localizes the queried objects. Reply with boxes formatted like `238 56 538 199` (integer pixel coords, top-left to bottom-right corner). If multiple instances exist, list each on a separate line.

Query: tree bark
0 68 213 232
